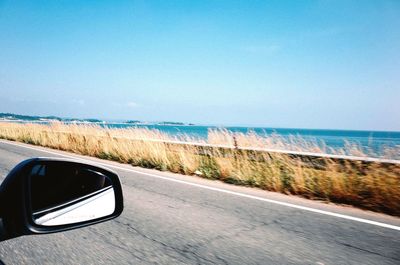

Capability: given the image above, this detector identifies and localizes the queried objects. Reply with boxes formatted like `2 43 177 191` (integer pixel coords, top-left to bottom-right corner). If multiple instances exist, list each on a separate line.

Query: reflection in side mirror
34 187 115 226
0 158 123 241
29 163 117 226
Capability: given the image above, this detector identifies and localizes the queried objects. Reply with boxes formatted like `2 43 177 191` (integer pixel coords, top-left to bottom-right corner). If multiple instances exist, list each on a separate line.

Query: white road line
1 139 400 231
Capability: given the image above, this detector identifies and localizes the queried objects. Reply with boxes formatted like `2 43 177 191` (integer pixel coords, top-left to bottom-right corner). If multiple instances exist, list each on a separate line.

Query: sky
0 0 399 131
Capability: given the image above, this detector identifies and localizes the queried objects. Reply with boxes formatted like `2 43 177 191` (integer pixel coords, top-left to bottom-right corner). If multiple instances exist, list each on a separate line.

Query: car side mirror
0 158 124 240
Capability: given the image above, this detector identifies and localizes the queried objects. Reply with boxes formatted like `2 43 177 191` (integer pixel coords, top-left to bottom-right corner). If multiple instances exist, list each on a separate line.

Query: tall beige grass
0 122 399 216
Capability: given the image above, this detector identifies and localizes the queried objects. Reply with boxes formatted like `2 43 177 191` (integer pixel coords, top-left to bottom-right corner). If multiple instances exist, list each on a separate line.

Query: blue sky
0 0 399 130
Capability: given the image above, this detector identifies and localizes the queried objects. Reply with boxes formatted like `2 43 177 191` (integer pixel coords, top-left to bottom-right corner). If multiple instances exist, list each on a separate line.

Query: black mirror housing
0 158 124 240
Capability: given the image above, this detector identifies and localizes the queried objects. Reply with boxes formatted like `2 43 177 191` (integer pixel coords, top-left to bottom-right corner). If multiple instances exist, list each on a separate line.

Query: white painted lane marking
1 139 400 231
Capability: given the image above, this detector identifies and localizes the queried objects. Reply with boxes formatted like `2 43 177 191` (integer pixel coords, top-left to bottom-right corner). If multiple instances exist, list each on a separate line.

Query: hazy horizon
2 111 400 133
1 1 399 131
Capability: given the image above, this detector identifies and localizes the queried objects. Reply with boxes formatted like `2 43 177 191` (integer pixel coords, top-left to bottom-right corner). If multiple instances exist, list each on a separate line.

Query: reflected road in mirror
34 187 115 226
29 162 116 226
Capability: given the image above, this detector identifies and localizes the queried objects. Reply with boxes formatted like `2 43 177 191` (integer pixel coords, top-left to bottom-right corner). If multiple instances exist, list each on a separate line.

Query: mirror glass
29 162 116 226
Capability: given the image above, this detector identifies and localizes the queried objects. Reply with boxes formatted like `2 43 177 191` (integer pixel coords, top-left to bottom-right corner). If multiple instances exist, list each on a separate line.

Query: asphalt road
0 140 399 265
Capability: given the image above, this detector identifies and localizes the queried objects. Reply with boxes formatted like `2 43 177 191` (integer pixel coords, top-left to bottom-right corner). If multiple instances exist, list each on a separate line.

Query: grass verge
0 122 399 216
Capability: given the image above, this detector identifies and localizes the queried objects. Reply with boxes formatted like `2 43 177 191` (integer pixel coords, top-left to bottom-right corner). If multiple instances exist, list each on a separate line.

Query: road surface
0 140 399 265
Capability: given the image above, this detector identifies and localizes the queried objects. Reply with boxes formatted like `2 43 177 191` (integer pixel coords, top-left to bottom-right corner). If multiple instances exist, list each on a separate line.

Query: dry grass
0 122 399 216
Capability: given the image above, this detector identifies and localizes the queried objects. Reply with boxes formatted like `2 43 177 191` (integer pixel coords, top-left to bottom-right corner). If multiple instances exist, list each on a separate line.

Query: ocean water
104 124 400 156
7 121 400 156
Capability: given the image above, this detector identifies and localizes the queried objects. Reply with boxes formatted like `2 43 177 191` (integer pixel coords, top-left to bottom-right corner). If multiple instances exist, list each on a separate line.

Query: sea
104 124 400 156
5 121 400 157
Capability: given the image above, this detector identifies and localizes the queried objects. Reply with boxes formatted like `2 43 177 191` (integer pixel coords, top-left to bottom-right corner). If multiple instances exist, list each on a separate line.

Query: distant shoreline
0 119 196 127
0 112 196 126
0 112 399 133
